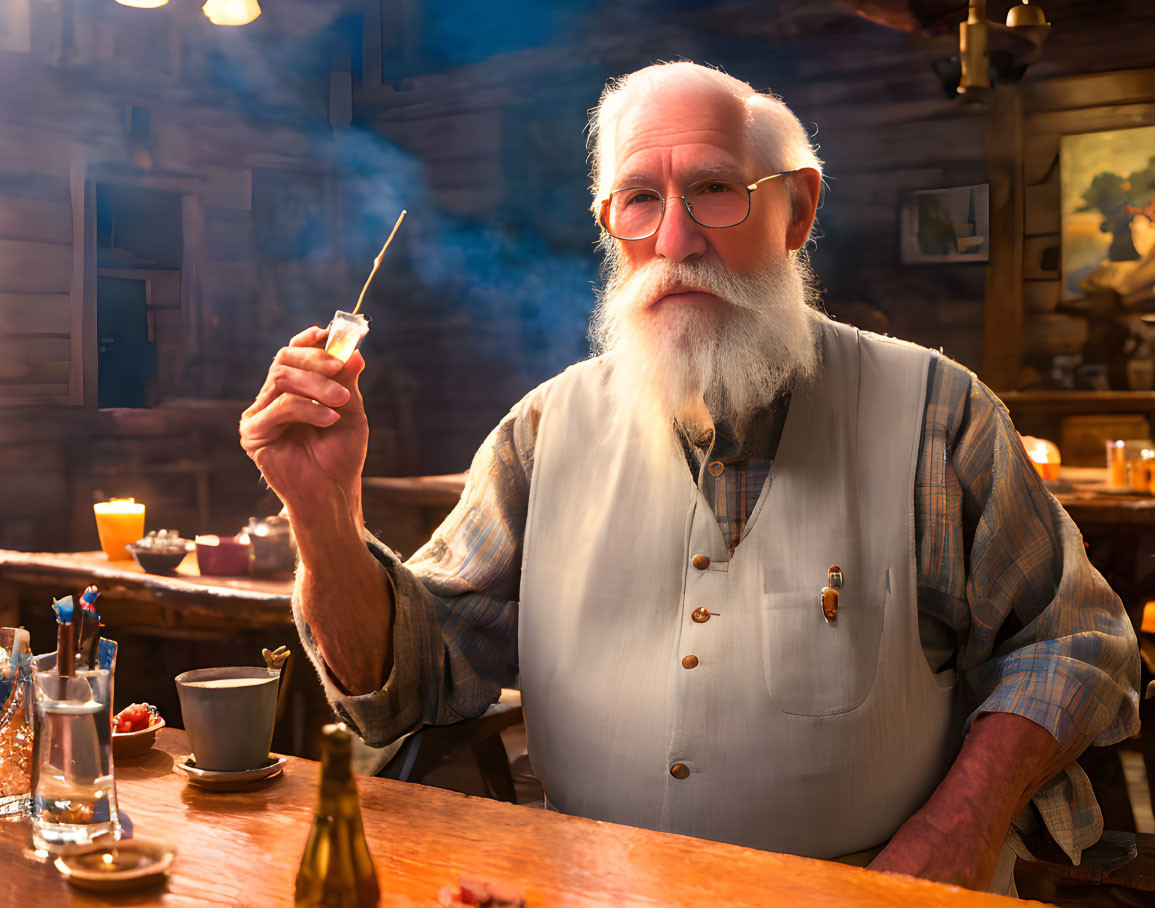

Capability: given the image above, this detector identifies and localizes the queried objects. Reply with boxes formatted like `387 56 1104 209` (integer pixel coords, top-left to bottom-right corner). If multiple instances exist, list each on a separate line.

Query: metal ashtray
54 837 176 892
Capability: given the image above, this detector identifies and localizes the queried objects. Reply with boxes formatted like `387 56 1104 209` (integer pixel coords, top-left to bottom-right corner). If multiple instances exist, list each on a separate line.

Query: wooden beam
69 152 86 406
1022 68 1155 113
81 179 97 407
181 194 205 358
1023 234 1061 280
1025 102 1155 139
1024 177 1060 236
983 84 1025 391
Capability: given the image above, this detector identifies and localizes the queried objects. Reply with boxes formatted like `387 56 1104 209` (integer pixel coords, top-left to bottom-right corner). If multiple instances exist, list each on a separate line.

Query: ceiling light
115 0 169 8
202 0 261 27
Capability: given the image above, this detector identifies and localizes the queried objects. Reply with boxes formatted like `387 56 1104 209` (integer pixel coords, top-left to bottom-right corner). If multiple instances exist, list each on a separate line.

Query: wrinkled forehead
609 79 750 179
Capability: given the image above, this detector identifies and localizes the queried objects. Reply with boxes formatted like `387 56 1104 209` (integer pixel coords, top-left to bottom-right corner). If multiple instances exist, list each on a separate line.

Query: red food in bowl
113 703 164 758
114 703 153 733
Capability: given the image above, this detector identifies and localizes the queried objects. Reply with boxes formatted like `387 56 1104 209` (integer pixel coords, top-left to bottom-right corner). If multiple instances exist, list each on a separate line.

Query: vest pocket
760 582 887 716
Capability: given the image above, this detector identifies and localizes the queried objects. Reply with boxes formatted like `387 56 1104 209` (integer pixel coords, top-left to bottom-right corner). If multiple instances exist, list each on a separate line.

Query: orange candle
93 499 145 560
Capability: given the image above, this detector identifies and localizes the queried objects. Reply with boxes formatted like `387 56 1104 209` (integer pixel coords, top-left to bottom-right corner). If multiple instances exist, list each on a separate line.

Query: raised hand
239 326 368 522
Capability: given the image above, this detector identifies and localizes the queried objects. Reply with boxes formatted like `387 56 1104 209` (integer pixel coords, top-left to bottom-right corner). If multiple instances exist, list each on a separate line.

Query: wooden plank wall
782 41 990 375
0 121 75 405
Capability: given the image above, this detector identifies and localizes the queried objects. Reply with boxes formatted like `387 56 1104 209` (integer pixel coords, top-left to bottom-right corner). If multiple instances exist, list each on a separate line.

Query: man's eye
623 190 660 206
702 182 732 194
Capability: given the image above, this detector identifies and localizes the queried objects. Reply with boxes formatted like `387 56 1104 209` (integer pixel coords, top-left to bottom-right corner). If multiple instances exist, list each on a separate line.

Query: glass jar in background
246 515 297 578
0 627 34 818
1134 450 1155 493
1107 440 1127 488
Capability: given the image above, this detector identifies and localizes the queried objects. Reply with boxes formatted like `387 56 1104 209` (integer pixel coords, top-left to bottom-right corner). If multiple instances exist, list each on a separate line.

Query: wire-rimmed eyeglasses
597 170 800 241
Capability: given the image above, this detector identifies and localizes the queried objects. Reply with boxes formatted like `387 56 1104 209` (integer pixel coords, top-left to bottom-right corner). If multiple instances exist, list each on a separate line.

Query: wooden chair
1015 831 1155 904
379 689 524 803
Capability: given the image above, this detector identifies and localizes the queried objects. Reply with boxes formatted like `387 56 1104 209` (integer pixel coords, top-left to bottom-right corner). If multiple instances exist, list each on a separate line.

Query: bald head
588 62 822 209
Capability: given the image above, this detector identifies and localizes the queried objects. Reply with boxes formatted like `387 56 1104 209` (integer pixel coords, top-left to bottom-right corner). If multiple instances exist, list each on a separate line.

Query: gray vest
519 320 961 858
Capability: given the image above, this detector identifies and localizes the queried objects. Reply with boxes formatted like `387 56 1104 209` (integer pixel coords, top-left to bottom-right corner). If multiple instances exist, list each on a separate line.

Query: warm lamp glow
1020 434 1060 481
202 0 261 26
116 0 169 8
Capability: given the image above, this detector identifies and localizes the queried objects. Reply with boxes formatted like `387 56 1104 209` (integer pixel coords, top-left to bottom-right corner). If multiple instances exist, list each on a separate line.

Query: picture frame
899 184 990 264
1060 124 1155 301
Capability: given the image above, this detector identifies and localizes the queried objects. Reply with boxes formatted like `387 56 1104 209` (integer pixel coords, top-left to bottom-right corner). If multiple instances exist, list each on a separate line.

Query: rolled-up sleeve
916 356 1140 862
952 380 1138 748
294 384 544 747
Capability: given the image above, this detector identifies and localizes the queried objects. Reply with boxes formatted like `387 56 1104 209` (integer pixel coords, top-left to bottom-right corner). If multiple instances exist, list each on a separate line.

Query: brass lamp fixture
1005 0 1051 65
958 0 1050 99
958 0 990 97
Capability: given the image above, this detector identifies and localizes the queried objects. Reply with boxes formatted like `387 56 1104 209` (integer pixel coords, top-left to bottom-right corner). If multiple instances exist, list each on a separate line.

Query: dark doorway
94 182 183 407
97 276 156 408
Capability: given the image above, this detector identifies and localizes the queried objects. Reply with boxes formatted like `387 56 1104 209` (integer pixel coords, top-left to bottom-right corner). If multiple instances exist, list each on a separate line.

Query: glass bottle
294 723 380 907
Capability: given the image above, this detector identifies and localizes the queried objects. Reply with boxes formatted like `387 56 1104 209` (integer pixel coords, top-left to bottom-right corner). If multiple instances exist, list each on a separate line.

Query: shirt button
670 763 690 780
707 461 724 477
691 554 710 570
691 607 711 624
681 654 699 669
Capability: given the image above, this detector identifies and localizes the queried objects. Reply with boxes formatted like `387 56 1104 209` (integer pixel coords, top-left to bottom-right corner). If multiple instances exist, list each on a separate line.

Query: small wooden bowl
113 716 165 759
127 545 189 575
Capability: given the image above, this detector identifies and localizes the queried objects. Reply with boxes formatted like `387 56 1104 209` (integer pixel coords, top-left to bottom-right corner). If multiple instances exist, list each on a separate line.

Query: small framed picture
899 184 990 264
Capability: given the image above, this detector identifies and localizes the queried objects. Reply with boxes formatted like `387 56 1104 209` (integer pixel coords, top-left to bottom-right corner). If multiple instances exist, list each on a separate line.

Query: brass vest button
691 607 711 624
707 460 725 477
681 654 699 669
670 762 690 780
691 554 710 570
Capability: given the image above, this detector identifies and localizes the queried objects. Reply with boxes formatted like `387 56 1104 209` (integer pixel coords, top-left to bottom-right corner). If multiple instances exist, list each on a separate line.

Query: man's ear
786 168 822 251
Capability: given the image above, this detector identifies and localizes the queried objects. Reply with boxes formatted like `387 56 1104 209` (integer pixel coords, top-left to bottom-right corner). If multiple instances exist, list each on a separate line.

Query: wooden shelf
997 391 1155 413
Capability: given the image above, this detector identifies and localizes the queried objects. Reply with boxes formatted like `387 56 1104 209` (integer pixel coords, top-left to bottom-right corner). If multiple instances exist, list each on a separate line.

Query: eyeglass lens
606 180 750 239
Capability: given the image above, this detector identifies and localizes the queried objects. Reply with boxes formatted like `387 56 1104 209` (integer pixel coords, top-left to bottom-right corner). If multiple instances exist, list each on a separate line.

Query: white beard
589 252 826 442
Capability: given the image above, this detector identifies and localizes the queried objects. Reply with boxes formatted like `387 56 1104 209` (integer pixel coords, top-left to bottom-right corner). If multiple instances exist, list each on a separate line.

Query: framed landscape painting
1060 124 1155 301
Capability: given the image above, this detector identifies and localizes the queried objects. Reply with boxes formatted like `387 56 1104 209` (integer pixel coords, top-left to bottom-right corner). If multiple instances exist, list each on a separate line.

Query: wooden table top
1048 467 1155 526
0 549 291 631
1 728 1040 907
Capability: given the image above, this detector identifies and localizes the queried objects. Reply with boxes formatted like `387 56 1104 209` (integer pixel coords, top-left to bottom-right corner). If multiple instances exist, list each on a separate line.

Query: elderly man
240 62 1138 894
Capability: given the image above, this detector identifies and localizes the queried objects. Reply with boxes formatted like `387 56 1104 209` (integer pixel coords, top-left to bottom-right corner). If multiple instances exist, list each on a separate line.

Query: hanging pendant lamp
202 0 262 27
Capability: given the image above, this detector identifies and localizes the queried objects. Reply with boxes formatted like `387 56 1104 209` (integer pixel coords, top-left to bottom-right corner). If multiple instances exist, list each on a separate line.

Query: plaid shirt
299 349 1139 865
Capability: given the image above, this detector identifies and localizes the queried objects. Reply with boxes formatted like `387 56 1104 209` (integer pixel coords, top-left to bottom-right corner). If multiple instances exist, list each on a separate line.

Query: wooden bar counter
1 729 1042 907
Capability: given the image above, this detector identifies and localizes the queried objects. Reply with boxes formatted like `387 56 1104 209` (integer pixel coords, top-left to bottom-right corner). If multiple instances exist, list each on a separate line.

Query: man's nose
653 198 708 263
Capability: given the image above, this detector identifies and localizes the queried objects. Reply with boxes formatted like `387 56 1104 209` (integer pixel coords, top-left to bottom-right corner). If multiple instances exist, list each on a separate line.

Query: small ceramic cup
174 667 279 772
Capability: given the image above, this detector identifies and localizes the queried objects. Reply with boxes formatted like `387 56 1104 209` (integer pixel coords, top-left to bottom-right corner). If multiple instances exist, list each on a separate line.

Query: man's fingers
335 351 366 405
251 362 351 415
289 325 329 348
273 343 345 377
241 394 340 453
